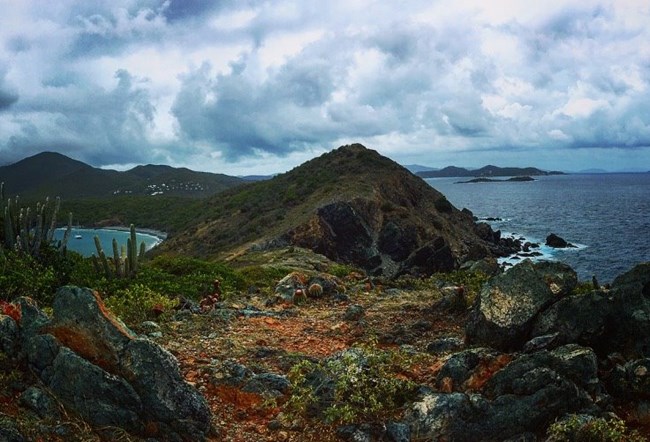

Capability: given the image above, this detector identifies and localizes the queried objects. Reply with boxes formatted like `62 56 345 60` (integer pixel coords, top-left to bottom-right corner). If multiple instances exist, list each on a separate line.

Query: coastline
94 226 168 241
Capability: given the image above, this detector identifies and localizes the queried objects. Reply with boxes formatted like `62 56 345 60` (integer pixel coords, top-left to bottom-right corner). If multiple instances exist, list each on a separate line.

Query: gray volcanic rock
530 291 612 351
466 260 577 351
17 286 212 440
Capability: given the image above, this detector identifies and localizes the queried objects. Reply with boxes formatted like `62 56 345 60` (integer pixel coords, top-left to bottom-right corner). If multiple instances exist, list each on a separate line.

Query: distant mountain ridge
417 165 564 178
0 151 244 199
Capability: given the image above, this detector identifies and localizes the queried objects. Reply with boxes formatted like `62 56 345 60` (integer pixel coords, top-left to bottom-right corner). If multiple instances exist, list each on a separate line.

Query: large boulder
407 381 586 442
530 291 613 353
18 286 212 440
466 260 577 351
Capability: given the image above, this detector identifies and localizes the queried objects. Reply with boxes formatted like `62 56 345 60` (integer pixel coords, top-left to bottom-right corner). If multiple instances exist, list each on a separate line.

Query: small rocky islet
2 144 649 441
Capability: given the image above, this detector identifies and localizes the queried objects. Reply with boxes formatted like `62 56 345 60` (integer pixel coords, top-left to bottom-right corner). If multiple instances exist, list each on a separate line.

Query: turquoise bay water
426 173 650 283
54 228 162 257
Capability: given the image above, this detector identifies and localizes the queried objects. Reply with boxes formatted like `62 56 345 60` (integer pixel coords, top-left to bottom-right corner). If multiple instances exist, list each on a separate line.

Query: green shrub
104 284 176 326
547 414 646 442
0 250 59 304
287 345 417 424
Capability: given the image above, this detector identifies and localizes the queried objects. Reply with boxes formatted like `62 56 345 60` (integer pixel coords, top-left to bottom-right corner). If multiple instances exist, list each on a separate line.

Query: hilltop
417 165 564 178
0 151 243 199
160 144 514 277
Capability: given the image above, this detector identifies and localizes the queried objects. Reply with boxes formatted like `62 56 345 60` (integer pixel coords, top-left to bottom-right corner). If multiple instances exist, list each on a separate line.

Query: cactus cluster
91 224 146 279
0 182 72 258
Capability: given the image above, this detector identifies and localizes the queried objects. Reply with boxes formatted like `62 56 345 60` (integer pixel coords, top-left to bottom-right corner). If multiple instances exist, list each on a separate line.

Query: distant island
456 176 536 183
416 165 564 178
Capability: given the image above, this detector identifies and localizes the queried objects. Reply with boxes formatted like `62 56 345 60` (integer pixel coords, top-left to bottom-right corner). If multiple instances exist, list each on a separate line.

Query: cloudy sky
1 0 649 174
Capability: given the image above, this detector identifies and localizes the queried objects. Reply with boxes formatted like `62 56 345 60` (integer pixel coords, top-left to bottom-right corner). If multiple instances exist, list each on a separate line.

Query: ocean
426 173 650 283
54 228 163 258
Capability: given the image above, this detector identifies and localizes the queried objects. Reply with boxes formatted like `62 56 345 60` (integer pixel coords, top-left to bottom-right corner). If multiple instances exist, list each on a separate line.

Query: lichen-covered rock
16 296 50 341
466 260 576 351
483 345 600 398
48 286 135 372
434 348 501 392
426 336 465 354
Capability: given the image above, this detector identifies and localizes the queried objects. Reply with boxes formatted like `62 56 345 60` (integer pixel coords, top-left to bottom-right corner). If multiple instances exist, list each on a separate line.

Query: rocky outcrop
270 145 521 278
546 233 576 248
465 260 577 351
12 286 212 441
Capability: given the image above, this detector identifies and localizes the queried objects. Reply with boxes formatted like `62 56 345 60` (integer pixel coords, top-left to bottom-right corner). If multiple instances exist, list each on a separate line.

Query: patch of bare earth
159 286 466 441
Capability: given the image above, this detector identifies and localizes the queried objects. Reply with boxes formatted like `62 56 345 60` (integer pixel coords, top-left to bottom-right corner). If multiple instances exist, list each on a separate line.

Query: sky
1 0 649 175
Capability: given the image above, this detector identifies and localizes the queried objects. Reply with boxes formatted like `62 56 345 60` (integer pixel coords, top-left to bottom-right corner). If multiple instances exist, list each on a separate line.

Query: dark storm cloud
0 68 18 112
162 0 222 22
0 89 18 111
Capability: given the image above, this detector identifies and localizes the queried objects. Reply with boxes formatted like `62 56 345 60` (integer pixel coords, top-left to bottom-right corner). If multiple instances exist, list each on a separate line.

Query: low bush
104 284 176 326
546 414 645 442
287 344 417 425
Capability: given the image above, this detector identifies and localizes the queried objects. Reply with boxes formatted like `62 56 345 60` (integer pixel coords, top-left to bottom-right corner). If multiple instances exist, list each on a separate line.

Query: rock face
15 286 212 441
466 260 577 351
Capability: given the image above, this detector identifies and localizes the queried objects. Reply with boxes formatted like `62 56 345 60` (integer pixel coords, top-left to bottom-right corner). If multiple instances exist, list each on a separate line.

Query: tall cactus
92 224 146 279
93 235 113 279
0 182 70 257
